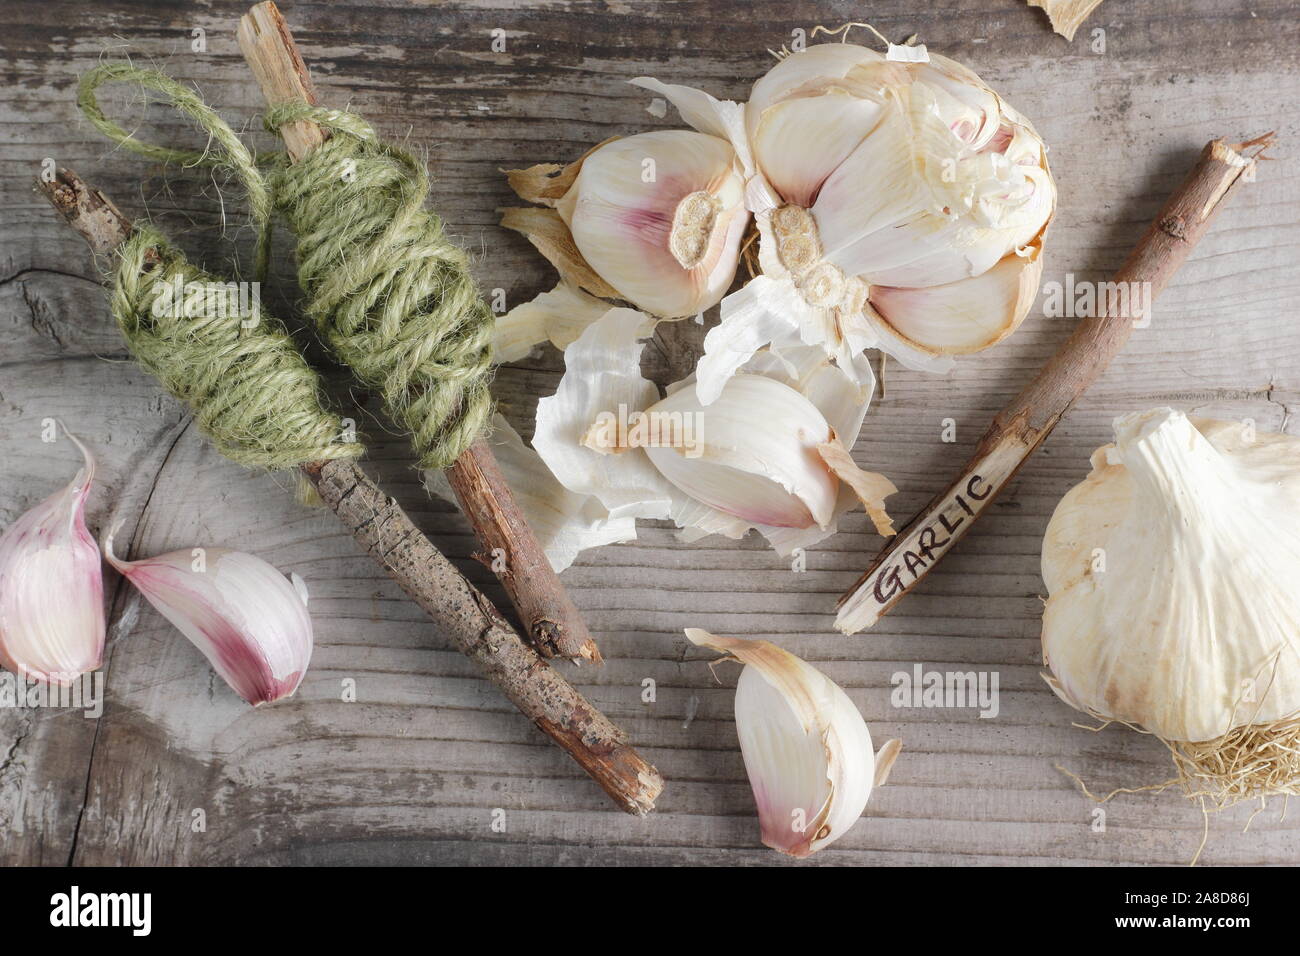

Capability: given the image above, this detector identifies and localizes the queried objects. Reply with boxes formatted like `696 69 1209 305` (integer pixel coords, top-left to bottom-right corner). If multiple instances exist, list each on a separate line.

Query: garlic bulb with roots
1042 407 1300 804
497 128 749 342
633 39 1055 401
522 306 895 564
687 628 901 857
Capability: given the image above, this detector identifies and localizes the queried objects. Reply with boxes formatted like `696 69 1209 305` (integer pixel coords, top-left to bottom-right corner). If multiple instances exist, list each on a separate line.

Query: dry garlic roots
1042 408 1300 801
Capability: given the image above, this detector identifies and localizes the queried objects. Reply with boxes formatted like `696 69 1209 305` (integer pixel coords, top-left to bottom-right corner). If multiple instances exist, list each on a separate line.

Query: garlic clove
686 627 900 857
0 429 105 685
425 415 638 573
749 92 887 209
1042 407 1300 742
810 103 934 270
103 528 314 706
643 374 840 529
491 281 613 363
745 43 891 148
868 244 1044 355
555 130 748 319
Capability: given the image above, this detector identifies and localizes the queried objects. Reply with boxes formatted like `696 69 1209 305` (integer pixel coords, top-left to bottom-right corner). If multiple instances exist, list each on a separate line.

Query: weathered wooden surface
1 0 1298 865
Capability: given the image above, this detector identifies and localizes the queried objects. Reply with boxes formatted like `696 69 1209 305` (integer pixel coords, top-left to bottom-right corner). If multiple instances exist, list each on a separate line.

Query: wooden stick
837 134 1275 634
36 167 663 815
237 0 599 664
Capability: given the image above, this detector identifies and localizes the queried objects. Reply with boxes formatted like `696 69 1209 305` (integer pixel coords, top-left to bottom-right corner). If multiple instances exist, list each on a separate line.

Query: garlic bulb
0 430 104 684
523 306 895 566
104 527 314 706
635 40 1055 401
686 628 900 857
1042 407 1300 745
500 128 749 328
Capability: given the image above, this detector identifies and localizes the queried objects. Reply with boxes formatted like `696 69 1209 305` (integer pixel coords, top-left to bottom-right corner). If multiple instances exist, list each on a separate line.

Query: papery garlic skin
637 42 1055 399
1042 408 1300 743
529 307 895 564
0 431 104 684
686 628 900 857
104 531 313 706
553 130 749 319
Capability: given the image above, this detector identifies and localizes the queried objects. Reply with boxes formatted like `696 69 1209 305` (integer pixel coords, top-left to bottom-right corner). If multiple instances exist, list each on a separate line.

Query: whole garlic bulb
636 41 1055 399
1042 407 1300 743
501 129 749 321
686 628 901 857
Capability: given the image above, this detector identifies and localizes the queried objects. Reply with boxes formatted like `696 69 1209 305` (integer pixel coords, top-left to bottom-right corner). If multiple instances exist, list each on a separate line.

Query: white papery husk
497 128 750 356
634 40 1055 403
514 307 894 568
686 627 901 857
1042 407 1300 809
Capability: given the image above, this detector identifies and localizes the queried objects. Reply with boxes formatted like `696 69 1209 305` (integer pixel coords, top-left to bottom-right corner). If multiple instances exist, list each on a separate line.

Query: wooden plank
1 0 1298 865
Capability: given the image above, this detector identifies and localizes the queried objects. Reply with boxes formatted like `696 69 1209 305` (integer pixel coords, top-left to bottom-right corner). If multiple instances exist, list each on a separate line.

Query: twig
237 0 598 664
36 166 663 815
837 133 1275 634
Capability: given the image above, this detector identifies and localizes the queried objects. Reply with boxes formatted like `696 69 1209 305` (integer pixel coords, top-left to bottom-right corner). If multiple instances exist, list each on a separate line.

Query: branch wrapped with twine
42 63 660 811
78 63 493 470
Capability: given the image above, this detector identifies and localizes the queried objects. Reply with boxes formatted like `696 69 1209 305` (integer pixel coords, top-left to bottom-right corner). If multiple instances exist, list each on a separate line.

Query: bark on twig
237 0 599 663
36 167 663 815
837 134 1276 635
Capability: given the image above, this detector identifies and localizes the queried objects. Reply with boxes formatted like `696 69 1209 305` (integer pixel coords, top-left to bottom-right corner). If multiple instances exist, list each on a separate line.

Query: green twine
78 63 495 472
265 103 494 470
111 226 362 468
76 64 359 469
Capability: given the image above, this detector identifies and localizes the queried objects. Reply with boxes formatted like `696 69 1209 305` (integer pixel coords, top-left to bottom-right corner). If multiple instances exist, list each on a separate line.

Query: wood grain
2 0 1299 865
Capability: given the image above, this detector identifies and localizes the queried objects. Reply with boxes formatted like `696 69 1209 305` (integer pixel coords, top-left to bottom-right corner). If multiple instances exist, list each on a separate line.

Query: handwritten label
872 473 992 604
837 438 1028 634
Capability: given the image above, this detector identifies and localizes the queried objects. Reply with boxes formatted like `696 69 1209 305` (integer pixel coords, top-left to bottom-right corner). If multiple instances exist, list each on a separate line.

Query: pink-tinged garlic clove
685 628 901 857
103 528 313 706
556 130 748 319
0 429 105 685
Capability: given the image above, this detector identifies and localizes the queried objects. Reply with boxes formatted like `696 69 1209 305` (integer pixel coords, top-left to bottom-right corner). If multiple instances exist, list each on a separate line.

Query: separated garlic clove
1042 408 1300 744
686 628 900 857
555 130 749 319
0 429 104 684
103 527 313 706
